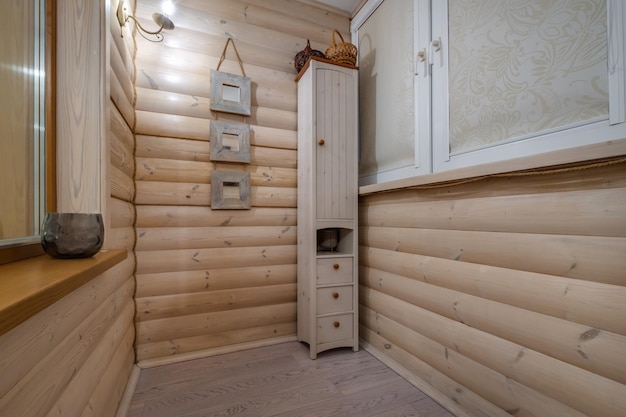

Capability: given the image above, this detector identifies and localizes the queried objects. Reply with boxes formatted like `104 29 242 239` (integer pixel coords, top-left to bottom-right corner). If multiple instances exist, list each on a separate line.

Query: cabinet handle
332 292 339 299
333 263 339 270
318 139 325 146
333 321 340 328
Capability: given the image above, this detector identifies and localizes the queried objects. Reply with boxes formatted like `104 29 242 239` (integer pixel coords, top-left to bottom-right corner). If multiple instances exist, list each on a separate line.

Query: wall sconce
116 0 175 42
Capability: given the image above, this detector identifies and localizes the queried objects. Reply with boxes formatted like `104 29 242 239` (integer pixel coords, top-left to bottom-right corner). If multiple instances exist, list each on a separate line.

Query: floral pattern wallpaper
448 0 609 154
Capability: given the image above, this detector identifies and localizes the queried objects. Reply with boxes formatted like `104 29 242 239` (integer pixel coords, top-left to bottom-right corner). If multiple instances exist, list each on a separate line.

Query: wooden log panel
136 225 296 251
111 165 135 202
110 67 135 130
134 181 296 207
360 226 626 285
135 87 297 131
109 197 135 229
361 328 514 417
360 187 626 237
360 265 626 383
137 322 296 362
135 245 296 274
78 326 135 417
130 0 347 363
135 157 297 188
110 104 135 179
44 302 134 417
135 264 296 297
135 205 296 228
134 61 297 112
361 286 626 417
136 283 296 321
360 312 588 417
0 257 133 399
360 247 626 333
0 277 134 416
136 302 295 344
108 226 136 251
109 31 134 108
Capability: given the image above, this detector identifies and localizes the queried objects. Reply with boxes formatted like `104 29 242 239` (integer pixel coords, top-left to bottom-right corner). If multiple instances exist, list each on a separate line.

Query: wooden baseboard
136 335 298 369
114 364 141 417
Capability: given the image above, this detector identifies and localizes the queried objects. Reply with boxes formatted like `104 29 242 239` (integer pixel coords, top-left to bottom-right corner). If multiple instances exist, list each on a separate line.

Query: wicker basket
325 29 357 66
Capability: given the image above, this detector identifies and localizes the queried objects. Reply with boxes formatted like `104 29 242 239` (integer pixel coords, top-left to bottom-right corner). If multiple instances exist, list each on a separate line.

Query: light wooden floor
127 341 456 417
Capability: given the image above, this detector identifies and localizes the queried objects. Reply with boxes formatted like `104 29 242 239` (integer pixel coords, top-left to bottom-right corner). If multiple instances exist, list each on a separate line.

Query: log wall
132 0 350 363
0 2 138 417
358 162 626 417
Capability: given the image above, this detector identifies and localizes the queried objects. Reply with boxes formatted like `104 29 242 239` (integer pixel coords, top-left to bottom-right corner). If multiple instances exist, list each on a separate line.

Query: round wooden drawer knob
318 139 325 145
332 292 339 299
333 321 340 328
333 263 340 270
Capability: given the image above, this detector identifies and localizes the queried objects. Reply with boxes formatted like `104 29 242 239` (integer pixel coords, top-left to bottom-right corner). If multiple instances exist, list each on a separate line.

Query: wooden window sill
0 249 127 336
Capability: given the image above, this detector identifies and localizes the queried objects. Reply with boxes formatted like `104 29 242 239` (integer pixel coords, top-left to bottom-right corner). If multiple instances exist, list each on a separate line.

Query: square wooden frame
210 120 251 163
210 69 251 116
211 171 251 210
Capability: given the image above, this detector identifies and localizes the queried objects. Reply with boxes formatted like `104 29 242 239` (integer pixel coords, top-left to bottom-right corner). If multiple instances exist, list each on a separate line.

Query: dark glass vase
41 213 104 258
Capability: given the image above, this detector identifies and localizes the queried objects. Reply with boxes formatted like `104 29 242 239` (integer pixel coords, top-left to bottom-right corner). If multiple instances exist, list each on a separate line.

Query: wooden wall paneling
360 162 626 206
110 34 134 108
111 107 135 178
361 328 511 417
135 88 297 130
360 247 626 332
360 187 626 237
360 312 588 417
111 165 135 202
136 302 295 345
361 286 626 417
135 245 296 274
108 226 136 252
135 133 297 162
0 258 133 399
79 329 135 417
244 0 351 29
0 274 134 415
135 0 336 69
135 206 296 228
135 110 209 140
137 322 296 362
109 197 135 229
45 301 134 417
135 135 210 161
360 226 626 284
360 266 626 382
134 181 296 207
135 225 296 251
110 68 135 129
135 157 297 187
134 61 297 112
135 264 296 297
136 283 296 321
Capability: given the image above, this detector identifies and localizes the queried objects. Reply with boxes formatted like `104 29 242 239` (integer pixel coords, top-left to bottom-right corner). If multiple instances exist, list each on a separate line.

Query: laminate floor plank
127 341 456 417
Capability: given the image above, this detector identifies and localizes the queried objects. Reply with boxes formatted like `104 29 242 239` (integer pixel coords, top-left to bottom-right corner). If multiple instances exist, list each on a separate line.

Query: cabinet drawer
316 258 353 285
317 286 353 314
317 314 353 344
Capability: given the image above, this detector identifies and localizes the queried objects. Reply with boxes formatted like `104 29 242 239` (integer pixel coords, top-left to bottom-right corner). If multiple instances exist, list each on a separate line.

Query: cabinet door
315 67 357 220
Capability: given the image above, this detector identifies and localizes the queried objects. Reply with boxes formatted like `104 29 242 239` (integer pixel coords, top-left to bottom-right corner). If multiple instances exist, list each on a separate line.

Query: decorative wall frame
211 171 251 209
210 120 251 163
210 69 251 116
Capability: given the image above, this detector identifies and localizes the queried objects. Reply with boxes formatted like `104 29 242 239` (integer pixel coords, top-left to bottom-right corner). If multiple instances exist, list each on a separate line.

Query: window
0 0 54 263
353 0 626 185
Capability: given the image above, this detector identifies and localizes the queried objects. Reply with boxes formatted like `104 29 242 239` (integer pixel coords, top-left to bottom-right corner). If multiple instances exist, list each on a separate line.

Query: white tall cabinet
296 58 359 359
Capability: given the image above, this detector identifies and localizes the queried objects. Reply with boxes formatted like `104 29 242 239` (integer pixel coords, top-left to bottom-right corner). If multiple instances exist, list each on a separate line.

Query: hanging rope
216 37 246 77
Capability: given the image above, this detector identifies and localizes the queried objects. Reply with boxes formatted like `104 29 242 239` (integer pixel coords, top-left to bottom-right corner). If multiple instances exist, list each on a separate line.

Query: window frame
353 0 626 186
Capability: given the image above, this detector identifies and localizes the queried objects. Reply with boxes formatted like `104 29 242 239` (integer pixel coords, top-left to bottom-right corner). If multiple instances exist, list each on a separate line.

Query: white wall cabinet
296 58 359 359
